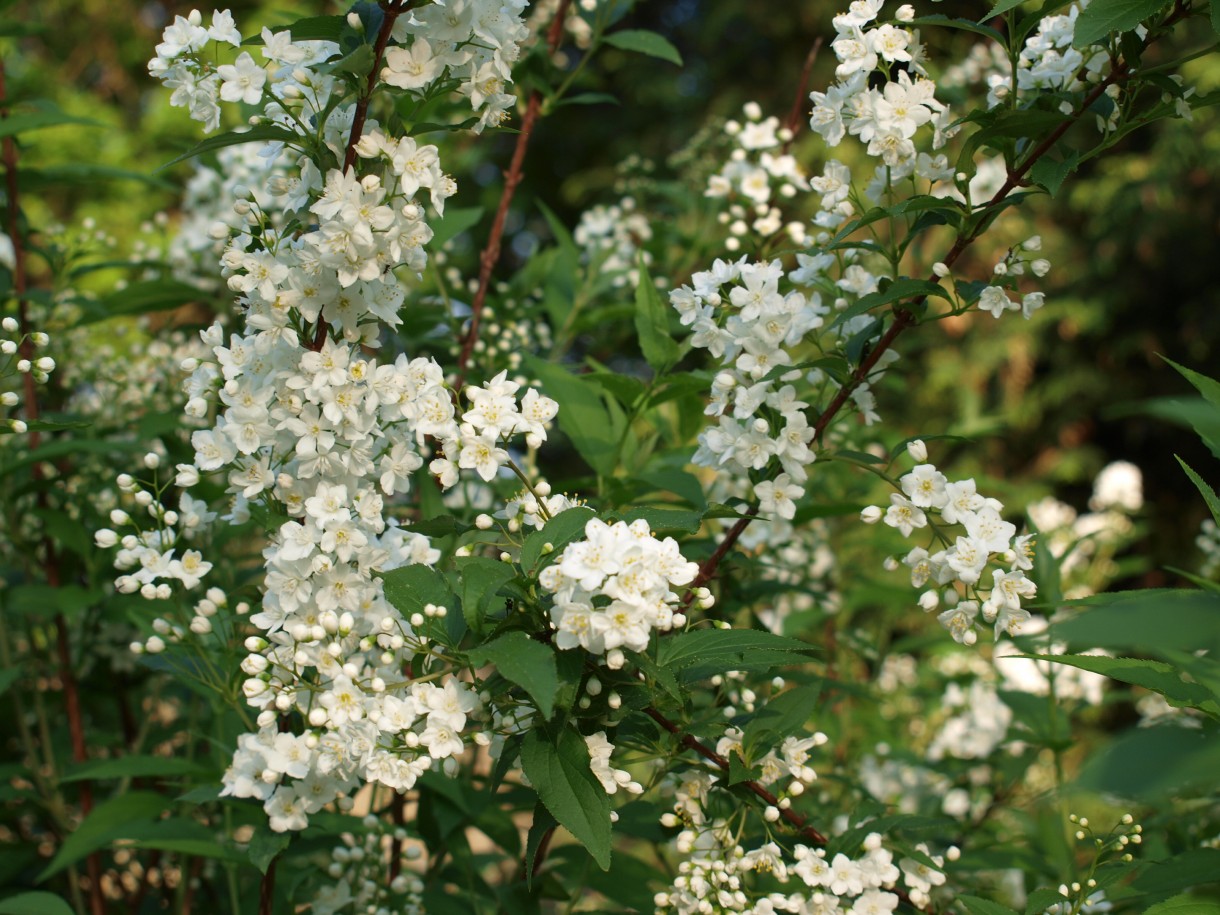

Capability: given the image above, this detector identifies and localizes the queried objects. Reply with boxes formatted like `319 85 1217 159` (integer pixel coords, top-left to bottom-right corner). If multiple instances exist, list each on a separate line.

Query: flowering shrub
1 1 1219 914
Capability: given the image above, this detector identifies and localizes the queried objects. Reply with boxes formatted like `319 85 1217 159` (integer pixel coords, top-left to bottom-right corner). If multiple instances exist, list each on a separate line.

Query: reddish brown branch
309 0 415 352
1 59 104 915
782 39 823 155
453 0 573 391
643 707 828 845
258 856 278 915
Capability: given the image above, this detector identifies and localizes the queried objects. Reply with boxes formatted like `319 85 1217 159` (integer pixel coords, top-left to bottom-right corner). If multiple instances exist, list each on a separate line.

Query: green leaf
523 357 619 477
1134 849 1220 896
382 563 454 617
557 92 620 107
246 827 291 875
430 206 483 248
59 755 211 783
454 556 516 632
39 791 171 880
1025 888 1069 915
524 803 557 888
0 102 102 139
1076 723 1220 800
1212 0 1220 35
0 669 19 697
1020 654 1220 716
79 278 203 324
1165 357 1220 413
633 257 680 372
603 29 683 66
157 125 300 172
614 506 703 534
830 277 949 329
467 632 559 719
1138 395 1220 459
727 751 761 786
520 506 597 573
1073 0 1169 47
959 895 1021 915
1051 589 1220 654
242 14 346 45
743 683 824 753
986 0 1029 16
6 584 101 620
1029 151 1080 197
658 629 814 681
520 728 612 870
1142 895 1220 915
0 892 75 915
1177 457 1220 528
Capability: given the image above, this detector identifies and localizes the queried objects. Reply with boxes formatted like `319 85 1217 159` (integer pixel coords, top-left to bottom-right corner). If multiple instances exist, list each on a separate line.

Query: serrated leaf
1177 457 1220 528
59 756 211 783
1134 849 1220 896
0 893 75 915
557 92 620 107
79 278 203 325
1142 895 1220 915
1029 151 1080 197
1051 589 1220 654
0 102 102 139
523 357 619 477
727 751 761 786
634 257 679 372
246 827 290 874
1076 722 1220 800
521 506 597 573
959 895 1022 915
242 14 346 45
430 206 483 248
658 629 814 681
39 791 171 880
614 505 703 534
1073 0 1169 47
520 728 611 870
1025 888 1069 915
743 683 823 753
986 0 1029 16
157 125 300 172
382 563 454 617
525 802 558 886
454 555 515 632
830 277 949 329
468 632 558 719
1021 653 1220 716
603 29 683 66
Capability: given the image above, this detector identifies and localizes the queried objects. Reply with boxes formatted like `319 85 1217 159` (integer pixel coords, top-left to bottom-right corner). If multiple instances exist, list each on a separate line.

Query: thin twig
782 38 823 155
453 0 573 391
1 59 105 915
309 0 416 352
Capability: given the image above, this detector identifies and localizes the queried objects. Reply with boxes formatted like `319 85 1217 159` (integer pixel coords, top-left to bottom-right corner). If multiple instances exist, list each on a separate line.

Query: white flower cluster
0 315 54 434
95 456 217 600
974 235 1051 320
862 441 1038 644
811 1 952 172
655 816 947 915
133 6 548 831
539 517 701 667
985 3 1109 110
925 679 1013 762
586 730 644 796
149 2 529 136
670 257 826 521
308 815 425 915
716 725 828 790
706 102 809 249
574 196 654 288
